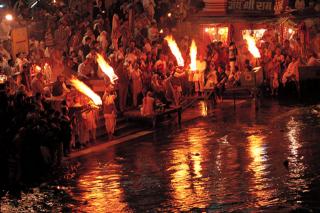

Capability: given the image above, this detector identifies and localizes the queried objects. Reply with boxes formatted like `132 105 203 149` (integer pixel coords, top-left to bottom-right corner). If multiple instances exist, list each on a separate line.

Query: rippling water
1 101 320 212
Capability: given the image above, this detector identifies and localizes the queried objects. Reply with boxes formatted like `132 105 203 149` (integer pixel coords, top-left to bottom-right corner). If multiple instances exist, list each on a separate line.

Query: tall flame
243 33 261 58
96 53 118 84
70 78 102 106
165 35 184 67
189 40 197 71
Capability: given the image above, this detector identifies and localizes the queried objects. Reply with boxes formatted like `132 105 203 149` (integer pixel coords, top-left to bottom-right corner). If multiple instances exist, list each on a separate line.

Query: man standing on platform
229 42 238 74
116 59 129 112
194 55 206 96
31 72 45 96
103 85 117 140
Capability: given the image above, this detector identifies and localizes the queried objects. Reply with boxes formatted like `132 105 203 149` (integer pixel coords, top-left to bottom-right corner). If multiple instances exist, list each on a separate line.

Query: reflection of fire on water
247 134 274 206
70 78 102 106
164 35 184 67
189 40 197 71
77 160 127 212
169 128 209 210
286 117 308 192
96 53 118 84
200 101 208 117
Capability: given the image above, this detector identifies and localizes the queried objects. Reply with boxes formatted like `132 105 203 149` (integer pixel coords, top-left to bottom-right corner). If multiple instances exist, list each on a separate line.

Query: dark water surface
1 100 320 212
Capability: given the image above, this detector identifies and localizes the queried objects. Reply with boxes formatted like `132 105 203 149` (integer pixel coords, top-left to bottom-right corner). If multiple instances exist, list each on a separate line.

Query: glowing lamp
5 14 13 21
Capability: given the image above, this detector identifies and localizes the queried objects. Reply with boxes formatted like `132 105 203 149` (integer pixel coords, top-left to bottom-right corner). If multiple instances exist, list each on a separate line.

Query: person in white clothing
194 55 206 96
141 91 155 116
131 63 143 107
103 85 117 140
306 52 320 66
282 56 300 85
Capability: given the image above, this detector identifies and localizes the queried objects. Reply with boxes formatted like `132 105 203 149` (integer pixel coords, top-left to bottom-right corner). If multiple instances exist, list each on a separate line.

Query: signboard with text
274 0 288 14
227 0 274 15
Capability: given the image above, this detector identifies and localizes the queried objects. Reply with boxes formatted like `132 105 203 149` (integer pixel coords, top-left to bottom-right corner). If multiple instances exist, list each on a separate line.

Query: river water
1 100 320 212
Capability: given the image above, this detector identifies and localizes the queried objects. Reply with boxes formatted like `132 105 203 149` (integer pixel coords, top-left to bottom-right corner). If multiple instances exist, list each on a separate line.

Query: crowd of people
0 0 201 187
0 0 320 186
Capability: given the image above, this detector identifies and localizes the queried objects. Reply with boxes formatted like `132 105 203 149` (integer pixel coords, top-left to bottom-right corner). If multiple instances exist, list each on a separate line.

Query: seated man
244 59 253 72
78 57 93 79
215 63 228 103
204 63 218 99
282 56 299 86
205 64 218 88
306 51 320 66
31 72 45 96
141 91 155 116
281 56 300 98
151 73 166 103
52 75 70 97
228 66 241 87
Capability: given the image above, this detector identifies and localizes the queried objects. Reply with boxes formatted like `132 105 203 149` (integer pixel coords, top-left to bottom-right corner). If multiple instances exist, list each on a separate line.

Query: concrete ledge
66 130 153 160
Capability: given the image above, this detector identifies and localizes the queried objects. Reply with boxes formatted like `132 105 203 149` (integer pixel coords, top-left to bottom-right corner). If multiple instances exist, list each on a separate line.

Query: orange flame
243 33 261 58
96 53 118 84
165 35 184 66
70 78 102 106
189 40 197 71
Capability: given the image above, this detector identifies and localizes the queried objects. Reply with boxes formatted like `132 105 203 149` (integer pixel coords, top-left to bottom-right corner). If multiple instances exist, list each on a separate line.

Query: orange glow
200 101 207 117
43 63 50 72
96 53 118 84
35 65 41 71
164 35 184 67
205 27 215 34
288 28 293 34
189 40 197 71
169 127 209 209
5 14 13 21
247 134 275 206
70 78 102 106
205 26 228 42
218 27 227 35
243 33 261 58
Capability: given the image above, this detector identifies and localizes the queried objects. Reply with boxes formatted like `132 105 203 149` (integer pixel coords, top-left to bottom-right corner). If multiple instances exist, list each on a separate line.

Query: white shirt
307 57 320 66
78 62 91 78
282 60 299 84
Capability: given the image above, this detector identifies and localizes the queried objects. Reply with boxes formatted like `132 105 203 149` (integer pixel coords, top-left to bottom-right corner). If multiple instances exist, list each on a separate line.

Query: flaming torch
70 78 102 106
164 35 184 67
189 40 197 71
243 33 261 58
96 53 118 84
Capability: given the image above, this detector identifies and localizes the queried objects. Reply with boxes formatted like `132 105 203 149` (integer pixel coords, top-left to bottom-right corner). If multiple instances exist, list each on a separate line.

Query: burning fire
96 53 118 84
243 33 261 58
70 78 102 106
189 40 197 71
164 35 184 67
